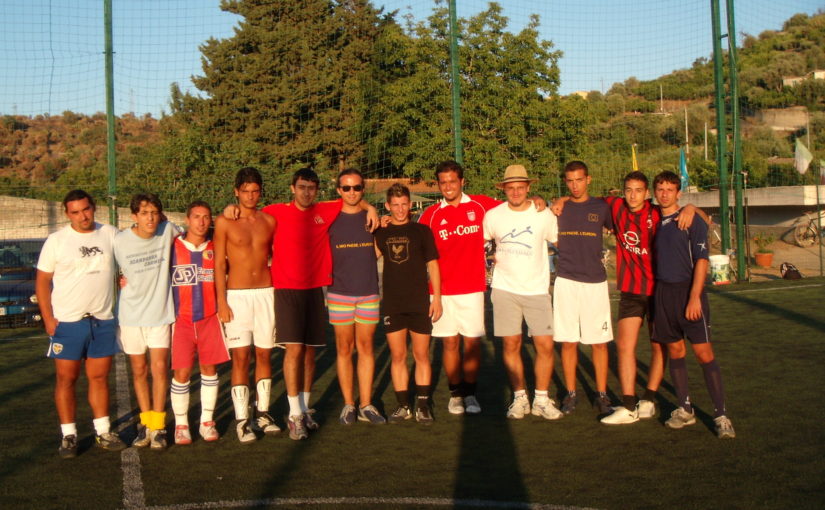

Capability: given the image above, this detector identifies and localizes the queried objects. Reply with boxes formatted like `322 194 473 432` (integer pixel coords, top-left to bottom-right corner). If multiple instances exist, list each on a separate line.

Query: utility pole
711 0 729 256
104 0 117 227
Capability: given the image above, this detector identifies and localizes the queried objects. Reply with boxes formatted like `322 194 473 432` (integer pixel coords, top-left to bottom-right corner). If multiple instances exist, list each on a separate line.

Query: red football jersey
606 196 660 295
419 193 501 295
263 200 342 289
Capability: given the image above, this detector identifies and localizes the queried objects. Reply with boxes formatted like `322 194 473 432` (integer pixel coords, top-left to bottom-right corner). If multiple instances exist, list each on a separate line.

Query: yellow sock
139 411 152 427
149 411 167 431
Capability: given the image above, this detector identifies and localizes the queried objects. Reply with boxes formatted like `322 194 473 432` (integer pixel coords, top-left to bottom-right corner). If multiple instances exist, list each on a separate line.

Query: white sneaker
601 406 639 425
665 407 696 429
714 415 736 439
236 419 257 443
174 424 192 445
254 411 281 435
464 395 482 414
531 398 563 420
447 396 465 415
637 399 656 419
506 395 531 419
199 421 219 442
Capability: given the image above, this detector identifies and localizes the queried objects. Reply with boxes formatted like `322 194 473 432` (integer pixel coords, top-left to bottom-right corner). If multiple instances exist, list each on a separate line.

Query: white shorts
553 277 613 345
223 287 276 349
118 324 171 355
431 292 485 338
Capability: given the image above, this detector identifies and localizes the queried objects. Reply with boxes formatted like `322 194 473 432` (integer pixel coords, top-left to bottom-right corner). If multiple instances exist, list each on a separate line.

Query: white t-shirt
37 223 118 322
483 202 558 296
114 221 180 327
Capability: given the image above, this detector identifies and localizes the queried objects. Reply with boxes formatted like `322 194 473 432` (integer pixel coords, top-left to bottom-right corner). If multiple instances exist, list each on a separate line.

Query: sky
0 0 822 117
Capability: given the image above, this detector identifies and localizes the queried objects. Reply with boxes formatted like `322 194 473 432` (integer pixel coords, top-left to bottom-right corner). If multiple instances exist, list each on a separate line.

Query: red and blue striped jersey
606 196 660 296
171 237 216 321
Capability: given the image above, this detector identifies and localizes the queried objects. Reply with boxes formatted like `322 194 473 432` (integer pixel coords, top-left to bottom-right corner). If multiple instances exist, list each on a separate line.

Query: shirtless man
214 167 279 443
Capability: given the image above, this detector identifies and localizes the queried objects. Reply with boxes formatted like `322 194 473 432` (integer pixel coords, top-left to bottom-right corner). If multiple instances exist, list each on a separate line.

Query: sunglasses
340 185 364 192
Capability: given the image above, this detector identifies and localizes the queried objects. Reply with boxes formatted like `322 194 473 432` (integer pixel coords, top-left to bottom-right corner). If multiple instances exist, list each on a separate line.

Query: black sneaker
59 434 78 459
594 393 613 415
357 404 386 425
388 405 412 424
95 431 127 452
133 424 150 448
561 392 578 414
415 404 434 425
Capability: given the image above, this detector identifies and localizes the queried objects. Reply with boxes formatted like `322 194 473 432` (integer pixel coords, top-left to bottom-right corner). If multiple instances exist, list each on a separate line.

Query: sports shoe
59 434 78 459
594 393 613 415
665 407 696 429
388 405 412 424
133 424 151 448
531 398 563 420
601 406 639 425
199 421 219 442
174 425 192 445
95 431 127 451
415 404 434 425
303 409 319 431
150 429 168 450
506 395 531 419
339 404 357 425
357 404 386 424
254 410 281 435
714 415 736 439
561 393 578 414
447 396 465 415
637 399 657 419
236 419 256 444
463 395 482 414
288 414 308 440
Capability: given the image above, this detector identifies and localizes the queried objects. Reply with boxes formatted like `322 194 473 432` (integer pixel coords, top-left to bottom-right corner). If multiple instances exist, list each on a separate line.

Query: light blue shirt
114 221 180 327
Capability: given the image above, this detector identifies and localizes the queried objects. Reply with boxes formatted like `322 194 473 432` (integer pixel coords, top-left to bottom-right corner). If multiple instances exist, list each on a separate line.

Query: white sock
231 385 249 421
288 395 302 417
256 378 271 413
92 417 110 435
200 374 219 423
299 391 311 413
514 389 527 399
534 390 548 402
170 379 190 427
61 422 78 437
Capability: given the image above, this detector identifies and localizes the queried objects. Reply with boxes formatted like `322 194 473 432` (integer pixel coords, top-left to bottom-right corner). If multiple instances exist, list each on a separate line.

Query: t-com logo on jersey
621 231 648 255
171 264 198 286
438 224 480 241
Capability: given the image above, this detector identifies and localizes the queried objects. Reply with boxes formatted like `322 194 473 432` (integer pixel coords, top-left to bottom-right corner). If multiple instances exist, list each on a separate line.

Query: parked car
0 238 45 328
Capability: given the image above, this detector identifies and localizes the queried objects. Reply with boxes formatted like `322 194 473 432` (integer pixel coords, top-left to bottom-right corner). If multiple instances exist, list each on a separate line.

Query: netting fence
1 0 823 275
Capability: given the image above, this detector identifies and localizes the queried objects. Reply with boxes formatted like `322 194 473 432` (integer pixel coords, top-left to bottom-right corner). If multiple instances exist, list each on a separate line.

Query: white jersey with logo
483 203 558 296
37 222 118 322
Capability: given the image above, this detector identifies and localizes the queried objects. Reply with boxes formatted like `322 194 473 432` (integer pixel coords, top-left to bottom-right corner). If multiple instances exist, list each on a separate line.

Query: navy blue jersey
556 197 613 283
654 209 709 283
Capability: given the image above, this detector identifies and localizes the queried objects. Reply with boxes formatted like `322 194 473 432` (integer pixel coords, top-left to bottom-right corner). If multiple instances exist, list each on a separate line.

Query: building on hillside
782 69 825 88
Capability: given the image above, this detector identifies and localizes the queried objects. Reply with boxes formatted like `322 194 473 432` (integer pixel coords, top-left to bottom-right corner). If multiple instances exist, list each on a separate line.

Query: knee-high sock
700 359 727 417
669 357 692 413
256 378 271 413
170 379 190 427
231 385 249 420
200 374 219 423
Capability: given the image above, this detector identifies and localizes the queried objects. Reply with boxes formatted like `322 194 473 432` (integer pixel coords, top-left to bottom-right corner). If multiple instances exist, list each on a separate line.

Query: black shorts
651 281 711 344
618 292 653 321
275 288 327 347
382 312 433 335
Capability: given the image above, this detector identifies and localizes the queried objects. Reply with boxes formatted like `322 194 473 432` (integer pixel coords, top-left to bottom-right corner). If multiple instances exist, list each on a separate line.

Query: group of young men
36 158 734 459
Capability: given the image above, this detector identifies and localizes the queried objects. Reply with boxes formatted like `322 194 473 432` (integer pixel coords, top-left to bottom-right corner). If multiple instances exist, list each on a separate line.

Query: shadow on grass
709 286 825 333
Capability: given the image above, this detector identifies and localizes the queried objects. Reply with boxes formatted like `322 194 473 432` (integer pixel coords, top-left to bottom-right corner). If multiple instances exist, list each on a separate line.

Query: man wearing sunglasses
328 169 385 425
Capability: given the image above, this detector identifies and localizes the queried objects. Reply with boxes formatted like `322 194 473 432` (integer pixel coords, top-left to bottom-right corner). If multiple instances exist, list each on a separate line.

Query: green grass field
1 279 824 510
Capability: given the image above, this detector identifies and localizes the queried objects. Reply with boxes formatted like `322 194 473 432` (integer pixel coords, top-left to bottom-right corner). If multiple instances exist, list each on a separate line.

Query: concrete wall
681 185 825 227
0 195 186 240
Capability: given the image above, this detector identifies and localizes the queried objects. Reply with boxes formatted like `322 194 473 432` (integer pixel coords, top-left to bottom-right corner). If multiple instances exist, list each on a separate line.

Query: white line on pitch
140 496 601 510
116 352 145 509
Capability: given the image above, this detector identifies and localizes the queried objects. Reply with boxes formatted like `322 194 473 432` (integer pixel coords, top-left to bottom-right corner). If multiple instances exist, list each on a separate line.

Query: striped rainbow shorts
326 292 380 326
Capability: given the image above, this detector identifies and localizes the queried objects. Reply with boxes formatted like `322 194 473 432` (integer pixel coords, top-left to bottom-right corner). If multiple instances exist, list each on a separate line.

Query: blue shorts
47 317 119 360
652 282 711 344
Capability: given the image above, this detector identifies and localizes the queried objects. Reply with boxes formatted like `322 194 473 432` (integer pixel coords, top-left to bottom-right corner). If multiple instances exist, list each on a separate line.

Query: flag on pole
631 144 639 171
795 139 813 175
679 147 690 191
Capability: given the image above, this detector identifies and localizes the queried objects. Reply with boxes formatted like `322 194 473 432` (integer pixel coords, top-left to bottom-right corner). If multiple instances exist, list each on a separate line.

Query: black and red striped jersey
605 196 660 295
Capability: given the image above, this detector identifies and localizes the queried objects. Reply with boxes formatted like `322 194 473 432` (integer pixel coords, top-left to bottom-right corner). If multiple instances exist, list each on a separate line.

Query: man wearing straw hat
483 164 562 420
